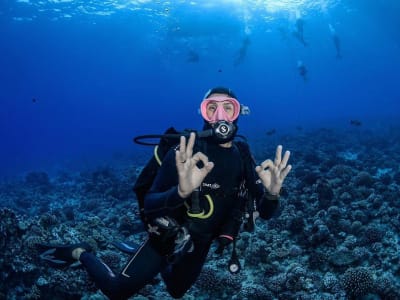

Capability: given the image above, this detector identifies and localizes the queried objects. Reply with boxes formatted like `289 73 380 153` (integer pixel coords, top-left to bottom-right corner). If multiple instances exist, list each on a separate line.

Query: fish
266 129 276 136
350 120 362 126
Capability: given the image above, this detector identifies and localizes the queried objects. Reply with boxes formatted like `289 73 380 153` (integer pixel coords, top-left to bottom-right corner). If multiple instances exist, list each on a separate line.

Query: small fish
187 50 199 63
32 98 37 103
350 120 362 126
266 129 276 136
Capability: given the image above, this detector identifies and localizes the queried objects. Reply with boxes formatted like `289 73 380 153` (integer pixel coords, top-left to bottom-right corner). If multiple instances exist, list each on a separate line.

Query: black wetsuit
79 140 279 300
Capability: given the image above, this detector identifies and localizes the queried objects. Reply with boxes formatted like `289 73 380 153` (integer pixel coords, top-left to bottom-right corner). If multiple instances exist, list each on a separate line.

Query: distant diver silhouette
329 24 342 59
293 12 307 47
297 60 308 81
234 36 251 66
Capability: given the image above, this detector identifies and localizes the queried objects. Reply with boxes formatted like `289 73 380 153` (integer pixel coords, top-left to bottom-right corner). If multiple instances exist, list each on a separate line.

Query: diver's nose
215 106 228 121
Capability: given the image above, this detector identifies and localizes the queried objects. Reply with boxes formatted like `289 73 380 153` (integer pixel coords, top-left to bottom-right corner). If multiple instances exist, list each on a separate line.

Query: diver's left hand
255 145 292 195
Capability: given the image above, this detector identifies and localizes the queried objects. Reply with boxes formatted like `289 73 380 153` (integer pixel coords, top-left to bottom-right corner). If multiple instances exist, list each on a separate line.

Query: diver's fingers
176 135 187 164
175 150 184 168
274 145 283 165
191 151 209 165
280 150 291 168
260 159 274 170
204 161 214 173
179 135 186 153
192 152 214 175
280 164 292 180
186 132 196 159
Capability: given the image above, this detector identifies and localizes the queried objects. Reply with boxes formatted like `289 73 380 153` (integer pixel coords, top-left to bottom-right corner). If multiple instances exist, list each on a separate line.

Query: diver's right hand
175 132 214 198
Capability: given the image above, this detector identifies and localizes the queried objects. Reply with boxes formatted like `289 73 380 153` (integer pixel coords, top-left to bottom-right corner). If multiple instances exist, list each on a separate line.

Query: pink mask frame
200 97 240 123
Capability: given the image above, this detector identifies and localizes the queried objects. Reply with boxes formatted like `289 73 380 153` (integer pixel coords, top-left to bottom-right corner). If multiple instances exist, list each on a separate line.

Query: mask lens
200 97 240 123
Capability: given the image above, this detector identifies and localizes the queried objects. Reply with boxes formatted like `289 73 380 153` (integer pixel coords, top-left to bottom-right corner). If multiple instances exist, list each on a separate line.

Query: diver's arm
255 145 291 195
257 190 280 219
248 173 280 220
144 149 186 218
175 133 214 198
251 144 292 220
145 133 213 218
246 158 280 220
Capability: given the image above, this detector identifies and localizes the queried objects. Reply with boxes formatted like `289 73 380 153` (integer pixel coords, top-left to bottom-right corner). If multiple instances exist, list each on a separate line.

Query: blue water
1 1 400 299
1 0 399 177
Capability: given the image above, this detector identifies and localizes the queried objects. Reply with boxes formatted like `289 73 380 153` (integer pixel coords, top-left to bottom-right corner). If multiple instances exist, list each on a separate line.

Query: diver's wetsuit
79 140 279 300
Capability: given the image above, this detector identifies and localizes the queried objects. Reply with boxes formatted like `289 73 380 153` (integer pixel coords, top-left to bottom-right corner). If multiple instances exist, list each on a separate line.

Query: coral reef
1 126 400 299
341 267 375 298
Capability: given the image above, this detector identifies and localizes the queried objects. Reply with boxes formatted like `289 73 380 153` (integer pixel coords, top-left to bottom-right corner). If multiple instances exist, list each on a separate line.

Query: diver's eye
207 104 217 112
223 103 234 112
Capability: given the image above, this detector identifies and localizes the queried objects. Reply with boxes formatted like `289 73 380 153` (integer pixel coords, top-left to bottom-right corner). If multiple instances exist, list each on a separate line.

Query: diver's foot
72 247 87 260
39 242 92 267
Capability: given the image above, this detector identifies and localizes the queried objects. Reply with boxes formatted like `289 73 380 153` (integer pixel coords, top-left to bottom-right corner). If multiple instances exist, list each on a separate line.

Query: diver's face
200 93 240 123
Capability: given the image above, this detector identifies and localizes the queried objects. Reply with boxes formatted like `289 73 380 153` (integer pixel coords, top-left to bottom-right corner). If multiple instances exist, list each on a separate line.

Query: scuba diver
38 87 292 300
234 35 251 66
297 60 308 81
293 11 308 47
329 24 342 59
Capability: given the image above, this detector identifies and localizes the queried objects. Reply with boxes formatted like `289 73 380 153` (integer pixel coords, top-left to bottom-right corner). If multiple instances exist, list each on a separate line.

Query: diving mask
200 96 241 123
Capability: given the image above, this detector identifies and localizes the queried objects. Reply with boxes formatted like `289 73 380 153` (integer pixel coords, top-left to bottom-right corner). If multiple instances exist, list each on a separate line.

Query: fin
111 241 140 254
38 242 92 267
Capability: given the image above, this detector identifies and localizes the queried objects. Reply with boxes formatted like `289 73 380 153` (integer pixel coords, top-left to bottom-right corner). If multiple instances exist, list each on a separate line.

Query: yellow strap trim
187 209 205 218
186 194 214 219
154 145 162 166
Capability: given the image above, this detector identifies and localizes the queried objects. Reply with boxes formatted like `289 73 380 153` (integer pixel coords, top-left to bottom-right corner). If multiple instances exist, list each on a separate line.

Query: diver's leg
80 239 163 300
161 240 211 299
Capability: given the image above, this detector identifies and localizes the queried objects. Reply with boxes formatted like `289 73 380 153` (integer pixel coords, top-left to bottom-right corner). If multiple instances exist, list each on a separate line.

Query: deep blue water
0 0 399 176
2 1 400 299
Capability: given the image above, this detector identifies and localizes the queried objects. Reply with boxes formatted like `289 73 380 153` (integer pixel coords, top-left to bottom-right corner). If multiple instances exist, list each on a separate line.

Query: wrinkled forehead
205 99 236 106
201 93 239 105
201 96 240 110
206 93 232 99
